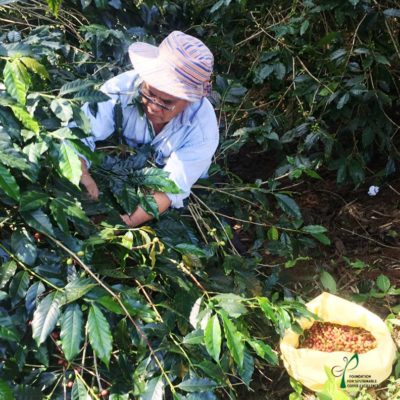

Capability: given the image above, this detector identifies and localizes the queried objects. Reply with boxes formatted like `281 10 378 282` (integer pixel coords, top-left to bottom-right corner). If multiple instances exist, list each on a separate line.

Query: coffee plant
0 0 399 399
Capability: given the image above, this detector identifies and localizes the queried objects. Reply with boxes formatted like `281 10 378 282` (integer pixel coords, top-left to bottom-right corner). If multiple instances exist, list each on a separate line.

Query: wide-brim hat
128 31 213 102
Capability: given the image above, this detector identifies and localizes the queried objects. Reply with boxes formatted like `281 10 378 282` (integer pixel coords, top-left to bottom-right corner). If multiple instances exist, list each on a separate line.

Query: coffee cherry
51 331 59 340
66 258 73 265
101 389 109 397
77 251 85 257
298 322 376 354
66 381 74 388
34 232 41 241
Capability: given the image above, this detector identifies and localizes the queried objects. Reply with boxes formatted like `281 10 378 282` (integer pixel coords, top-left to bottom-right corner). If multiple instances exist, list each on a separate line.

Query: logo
331 353 378 389
331 353 359 388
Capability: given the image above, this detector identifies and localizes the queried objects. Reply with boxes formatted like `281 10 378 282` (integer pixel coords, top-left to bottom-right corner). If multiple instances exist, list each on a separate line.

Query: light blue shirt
81 70 219 208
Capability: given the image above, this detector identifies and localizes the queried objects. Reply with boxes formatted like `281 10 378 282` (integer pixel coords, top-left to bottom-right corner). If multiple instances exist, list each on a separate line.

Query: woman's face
140 82 189 127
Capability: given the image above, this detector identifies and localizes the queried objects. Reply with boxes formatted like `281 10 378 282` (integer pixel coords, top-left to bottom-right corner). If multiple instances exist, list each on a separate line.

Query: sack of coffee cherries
280 292 397 392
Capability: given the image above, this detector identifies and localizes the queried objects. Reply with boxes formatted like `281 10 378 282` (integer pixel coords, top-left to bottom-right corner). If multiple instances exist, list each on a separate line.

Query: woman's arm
79 158 100 200
120 192 171 227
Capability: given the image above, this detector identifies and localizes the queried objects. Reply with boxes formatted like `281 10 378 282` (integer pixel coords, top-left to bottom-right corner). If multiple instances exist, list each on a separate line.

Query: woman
79 31 219 227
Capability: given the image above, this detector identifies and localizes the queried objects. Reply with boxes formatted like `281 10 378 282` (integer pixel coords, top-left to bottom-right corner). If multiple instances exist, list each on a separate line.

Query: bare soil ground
236 171 400 399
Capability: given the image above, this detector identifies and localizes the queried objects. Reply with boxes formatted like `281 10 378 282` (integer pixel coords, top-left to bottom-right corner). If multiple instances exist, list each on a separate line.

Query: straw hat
128 31 214 102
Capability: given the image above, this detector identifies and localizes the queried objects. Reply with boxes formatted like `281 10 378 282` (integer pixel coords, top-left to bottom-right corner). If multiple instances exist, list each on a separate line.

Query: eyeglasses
138 88 176 112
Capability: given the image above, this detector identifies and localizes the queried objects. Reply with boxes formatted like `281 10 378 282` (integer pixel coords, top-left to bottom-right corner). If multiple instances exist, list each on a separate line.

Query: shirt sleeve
80 97 117 151
163 137 218 208
77 71 140 160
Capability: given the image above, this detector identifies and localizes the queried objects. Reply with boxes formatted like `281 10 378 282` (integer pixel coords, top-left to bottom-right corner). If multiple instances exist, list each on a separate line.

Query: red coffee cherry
298 322 376 353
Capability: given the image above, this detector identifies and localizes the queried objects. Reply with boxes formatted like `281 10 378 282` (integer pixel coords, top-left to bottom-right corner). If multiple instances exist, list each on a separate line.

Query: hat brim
128 42 202 102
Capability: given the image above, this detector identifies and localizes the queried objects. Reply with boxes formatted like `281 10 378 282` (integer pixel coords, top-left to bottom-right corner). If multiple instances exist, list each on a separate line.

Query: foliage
0 16 324 399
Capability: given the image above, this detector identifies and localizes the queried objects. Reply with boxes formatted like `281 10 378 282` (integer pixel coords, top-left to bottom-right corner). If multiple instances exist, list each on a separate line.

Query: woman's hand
120 192 172 228
120 213 135 227
80 172 100 200
79 158 99 200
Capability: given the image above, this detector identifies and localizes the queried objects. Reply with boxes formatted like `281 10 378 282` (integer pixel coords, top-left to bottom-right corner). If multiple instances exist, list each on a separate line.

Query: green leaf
257 297 277 324
138 190 159 218
177 377 217 393
395 359 400 378
237 350 254 387
46 0 62 15
374 54 390 66
383 8 400 18
0 261 17 289
130 168 181 193
80 0 92 9
0 1 18 7
0 325 19 342
57 141 82 186
3 59 30 105
247 338 278 365
87 304 113 367
114 186 139 215
94 0 108 9
285 256 311 269
72 105 92 134
141 375 164 400
25 281 45 314
376 274 390 292
49 199 69 233
204 314 221 362
219 310 244 368
32 291 63 345
195 361 225 383
320 270 337 293
318 367 351 400
274 193 302 219
60 79 95 95
0 148 30 172
19 190 49 212
337 93 349 110
330 48 347 62
267 226 279 241
73 88 110 103
62 278 96 304
309 232 331 245
50 197 89 233
0 379 13 400
71 378 89 400
212 293 247 318
95 295 124 315
9 270 29 306
175 244 207 257
302 225 327 234
11 229 37 266
50 99 73 122
182 329 204 345
273 62 286 80
49 127 78 140
20 57 49 79
61 303 83 361
20 209 55 236
254 64 274 84
290 378 303 394
300 20 309 36
0 164 20 201
10 105 39 133
348 158 364 185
